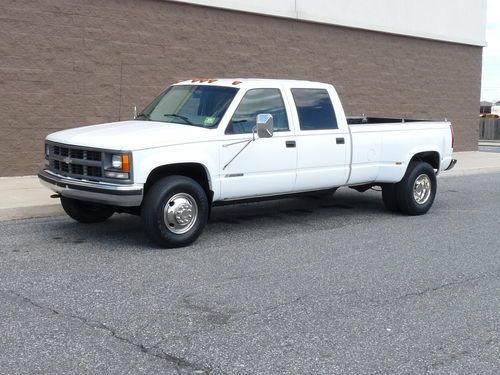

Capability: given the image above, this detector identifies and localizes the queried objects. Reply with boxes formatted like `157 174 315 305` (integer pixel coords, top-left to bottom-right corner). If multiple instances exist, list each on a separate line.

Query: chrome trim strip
49 155 102 167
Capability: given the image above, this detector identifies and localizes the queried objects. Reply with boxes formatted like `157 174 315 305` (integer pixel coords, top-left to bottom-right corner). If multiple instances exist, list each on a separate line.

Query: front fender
132 143 220 199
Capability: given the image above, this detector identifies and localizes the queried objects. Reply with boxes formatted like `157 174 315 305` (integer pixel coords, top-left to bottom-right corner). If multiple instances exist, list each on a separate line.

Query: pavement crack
4 290 212 374
398 273 497 300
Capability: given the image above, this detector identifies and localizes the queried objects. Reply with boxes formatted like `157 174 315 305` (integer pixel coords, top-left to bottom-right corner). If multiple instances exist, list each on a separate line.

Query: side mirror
256 114 274 138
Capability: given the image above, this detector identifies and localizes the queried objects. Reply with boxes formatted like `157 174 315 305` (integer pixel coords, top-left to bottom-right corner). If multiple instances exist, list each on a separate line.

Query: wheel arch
144 163 214 203
409 151 441 171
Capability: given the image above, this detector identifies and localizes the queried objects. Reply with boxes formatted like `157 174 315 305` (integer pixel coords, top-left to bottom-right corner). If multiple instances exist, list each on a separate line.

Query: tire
381 183 400 212
141 175 209 248
60 196 114 223
396 161 437 216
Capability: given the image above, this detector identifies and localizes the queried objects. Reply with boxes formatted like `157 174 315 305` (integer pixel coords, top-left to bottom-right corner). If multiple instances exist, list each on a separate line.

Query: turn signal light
122 154 130 172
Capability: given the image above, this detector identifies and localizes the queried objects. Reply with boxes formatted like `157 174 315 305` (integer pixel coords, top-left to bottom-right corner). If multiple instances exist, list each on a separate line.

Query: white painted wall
170 0 487 46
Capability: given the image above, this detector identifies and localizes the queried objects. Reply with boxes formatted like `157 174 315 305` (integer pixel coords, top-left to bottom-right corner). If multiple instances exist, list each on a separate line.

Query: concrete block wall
0 0 482 176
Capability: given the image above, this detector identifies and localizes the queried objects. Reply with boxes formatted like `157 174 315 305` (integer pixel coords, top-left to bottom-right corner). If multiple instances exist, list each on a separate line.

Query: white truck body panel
43 79 454 205
46 120 214 151
349 122 453 185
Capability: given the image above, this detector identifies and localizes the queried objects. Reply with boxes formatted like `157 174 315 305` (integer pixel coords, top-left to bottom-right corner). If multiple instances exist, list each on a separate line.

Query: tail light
450 123 455 149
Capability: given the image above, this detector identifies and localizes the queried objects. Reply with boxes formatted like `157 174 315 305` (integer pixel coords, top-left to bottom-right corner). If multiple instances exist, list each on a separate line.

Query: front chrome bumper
38 169 143 207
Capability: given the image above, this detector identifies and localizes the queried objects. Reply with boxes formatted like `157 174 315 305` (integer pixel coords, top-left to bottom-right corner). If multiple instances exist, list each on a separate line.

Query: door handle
336 137 345 145
286 140 296 148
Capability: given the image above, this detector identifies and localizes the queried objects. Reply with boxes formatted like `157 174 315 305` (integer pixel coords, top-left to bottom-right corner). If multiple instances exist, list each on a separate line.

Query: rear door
287 87 350 191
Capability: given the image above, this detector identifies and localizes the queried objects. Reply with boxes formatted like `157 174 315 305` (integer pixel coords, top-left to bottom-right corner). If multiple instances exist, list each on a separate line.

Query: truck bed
345 118 453 186
347 116 440 125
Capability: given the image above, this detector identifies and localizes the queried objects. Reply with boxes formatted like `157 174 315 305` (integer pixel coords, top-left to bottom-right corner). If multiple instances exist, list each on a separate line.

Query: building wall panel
172 0 487 46
0 0 482 176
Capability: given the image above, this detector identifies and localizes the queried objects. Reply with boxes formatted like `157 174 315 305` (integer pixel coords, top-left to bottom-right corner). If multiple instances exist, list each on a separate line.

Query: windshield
137 85 239 128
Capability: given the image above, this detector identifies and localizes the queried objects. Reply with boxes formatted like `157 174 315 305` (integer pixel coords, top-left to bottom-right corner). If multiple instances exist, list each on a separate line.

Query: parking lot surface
1 173 499 374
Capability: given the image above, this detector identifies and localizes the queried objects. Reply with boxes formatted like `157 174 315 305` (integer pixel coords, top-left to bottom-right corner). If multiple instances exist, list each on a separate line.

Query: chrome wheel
413 174 432 205
163 193 198 234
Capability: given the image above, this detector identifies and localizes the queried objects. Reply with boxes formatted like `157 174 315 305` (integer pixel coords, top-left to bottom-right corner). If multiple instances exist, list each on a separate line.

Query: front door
220 88 297 200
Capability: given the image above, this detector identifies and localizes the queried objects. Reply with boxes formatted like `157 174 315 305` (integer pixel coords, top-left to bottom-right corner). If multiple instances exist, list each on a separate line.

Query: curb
441 167 500 178
1 167 499 222
478 140 500 144
0 204 64 222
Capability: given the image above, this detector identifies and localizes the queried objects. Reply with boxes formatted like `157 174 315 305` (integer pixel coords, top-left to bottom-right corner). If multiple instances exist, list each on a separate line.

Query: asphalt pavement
0 173 499 374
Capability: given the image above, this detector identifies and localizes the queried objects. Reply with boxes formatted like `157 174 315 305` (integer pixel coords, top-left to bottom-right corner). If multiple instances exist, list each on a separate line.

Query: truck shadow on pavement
49 188 389 250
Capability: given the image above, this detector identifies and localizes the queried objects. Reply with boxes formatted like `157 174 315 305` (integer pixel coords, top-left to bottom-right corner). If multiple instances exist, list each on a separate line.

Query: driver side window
226 88 289 134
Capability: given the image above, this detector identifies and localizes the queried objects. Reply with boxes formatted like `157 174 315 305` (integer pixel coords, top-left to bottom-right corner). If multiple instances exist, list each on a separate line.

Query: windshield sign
136 85 238 128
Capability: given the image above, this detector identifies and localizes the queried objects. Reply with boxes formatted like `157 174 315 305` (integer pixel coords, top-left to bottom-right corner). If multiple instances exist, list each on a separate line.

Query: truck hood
46 120 214 151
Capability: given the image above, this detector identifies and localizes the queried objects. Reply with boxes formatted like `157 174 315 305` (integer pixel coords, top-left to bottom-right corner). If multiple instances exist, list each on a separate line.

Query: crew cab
39 79 457 247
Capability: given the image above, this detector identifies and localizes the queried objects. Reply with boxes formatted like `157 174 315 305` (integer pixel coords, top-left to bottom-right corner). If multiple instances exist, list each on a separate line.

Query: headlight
105 153 131 179
112 155 122 169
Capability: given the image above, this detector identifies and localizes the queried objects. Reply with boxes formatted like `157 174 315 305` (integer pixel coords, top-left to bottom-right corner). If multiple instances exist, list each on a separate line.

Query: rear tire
60 196 114 223
382 184 400 212
396 161 437 216
141 176 209 248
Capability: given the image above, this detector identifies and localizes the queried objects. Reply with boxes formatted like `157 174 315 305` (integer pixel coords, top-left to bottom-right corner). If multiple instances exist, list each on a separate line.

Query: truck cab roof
174 78 333 89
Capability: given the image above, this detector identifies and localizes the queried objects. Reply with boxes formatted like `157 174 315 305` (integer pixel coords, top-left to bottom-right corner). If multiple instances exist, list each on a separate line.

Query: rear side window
226 88 289 134
291 88 338 130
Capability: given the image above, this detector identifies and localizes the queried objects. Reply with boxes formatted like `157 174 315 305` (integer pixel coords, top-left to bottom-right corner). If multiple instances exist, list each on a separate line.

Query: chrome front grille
48 143 103 180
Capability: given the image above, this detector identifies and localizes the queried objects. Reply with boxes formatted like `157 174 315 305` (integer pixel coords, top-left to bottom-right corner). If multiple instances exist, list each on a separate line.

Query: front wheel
396 161 437 215
60 196 114 223
141 176 209 248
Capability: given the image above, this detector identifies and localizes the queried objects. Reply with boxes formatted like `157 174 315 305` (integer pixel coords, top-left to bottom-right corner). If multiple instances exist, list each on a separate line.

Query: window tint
226 88 289 134
291 88 338 130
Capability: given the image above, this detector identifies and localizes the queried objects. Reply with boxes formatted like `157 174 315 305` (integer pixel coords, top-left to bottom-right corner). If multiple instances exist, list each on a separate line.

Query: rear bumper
38 169 143 207
445 159 457 171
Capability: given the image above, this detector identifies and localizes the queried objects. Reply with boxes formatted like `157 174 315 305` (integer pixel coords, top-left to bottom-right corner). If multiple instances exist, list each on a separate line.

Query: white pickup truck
39 79 456 247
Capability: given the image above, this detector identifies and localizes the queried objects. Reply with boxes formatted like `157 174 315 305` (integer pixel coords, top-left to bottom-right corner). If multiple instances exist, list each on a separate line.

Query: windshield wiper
163 113 193 125
135 112 150 120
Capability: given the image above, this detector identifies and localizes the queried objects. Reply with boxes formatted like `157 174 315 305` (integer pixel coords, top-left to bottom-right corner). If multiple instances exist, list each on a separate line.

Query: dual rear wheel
382 161 437 215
